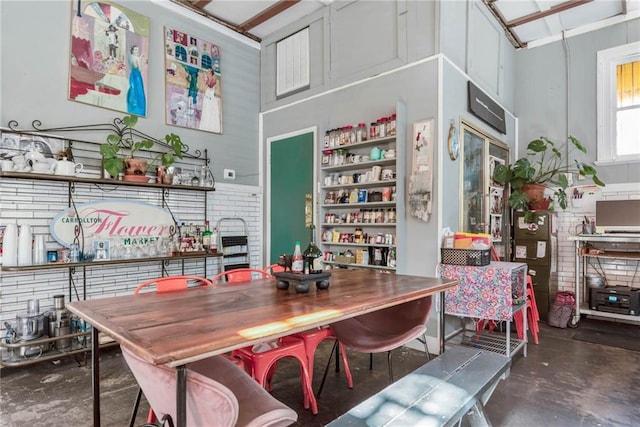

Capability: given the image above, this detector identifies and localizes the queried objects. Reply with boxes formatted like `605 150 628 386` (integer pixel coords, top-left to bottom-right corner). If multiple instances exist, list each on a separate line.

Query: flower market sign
50 199 175 248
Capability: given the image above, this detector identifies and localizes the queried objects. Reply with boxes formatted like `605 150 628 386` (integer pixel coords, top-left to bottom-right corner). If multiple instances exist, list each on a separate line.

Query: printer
590 287 640 316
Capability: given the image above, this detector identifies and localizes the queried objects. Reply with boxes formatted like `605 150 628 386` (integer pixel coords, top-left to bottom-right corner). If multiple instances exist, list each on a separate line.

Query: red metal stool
213 267 318 414
514 276 540 344
292 327 353 390
234 336 318 414
264 263 352 391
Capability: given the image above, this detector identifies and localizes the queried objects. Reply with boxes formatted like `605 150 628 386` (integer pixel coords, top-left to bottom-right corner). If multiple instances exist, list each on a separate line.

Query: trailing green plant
100 115 184 178
493 136 604 214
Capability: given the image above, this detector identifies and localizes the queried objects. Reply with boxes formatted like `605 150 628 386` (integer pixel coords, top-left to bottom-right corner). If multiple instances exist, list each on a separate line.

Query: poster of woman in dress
490 214 503 242
68 1 150 116
164 27 223 134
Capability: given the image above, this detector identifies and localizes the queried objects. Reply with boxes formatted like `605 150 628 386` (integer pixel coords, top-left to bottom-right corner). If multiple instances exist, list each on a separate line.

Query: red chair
211 267 274 283
263 263 353 392
129 275 244 426
212 268 319 415
133 275 213 294
514 276 540 344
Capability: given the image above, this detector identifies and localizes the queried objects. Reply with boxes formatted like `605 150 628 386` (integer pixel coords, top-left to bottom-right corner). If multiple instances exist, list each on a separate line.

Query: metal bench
327 345 511 427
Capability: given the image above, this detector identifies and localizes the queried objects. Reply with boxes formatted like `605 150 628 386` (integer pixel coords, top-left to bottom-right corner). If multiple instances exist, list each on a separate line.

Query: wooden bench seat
327 345 511 427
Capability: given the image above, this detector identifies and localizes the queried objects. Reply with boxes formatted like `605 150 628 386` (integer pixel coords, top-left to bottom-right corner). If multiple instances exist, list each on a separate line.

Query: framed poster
408 119 434 222
164 27 223 134
69 1 150 116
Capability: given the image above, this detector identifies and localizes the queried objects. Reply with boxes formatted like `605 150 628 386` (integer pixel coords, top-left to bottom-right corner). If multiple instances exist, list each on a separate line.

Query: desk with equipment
569 200 640 325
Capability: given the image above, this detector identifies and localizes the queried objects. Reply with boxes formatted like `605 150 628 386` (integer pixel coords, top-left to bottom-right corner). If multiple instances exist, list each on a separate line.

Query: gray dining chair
121 345 298 427
322 296 433 392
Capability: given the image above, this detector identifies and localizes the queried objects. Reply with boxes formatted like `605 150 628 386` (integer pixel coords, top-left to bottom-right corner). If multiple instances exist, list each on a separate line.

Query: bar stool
212 268 319 415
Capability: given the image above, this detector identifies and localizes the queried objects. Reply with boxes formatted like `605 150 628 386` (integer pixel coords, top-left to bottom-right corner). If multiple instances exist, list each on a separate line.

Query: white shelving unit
320 134 398 271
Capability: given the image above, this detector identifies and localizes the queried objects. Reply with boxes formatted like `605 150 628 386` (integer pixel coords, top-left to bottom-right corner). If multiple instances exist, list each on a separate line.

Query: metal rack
216 217 250 271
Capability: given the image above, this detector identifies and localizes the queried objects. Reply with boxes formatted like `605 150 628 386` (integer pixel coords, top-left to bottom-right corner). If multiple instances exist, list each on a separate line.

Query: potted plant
100 115 184 180
493 136 604 217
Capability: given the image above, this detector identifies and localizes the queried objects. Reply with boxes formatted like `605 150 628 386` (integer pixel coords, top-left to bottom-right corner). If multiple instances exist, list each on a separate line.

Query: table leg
177 365 187 426
92 326 100 427
439 291 446 353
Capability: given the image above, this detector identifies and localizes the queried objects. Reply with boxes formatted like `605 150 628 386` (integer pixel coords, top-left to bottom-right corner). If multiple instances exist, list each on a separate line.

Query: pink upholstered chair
130 275 244 426
327 296 433 386
212 267 318 415
121 346 297 427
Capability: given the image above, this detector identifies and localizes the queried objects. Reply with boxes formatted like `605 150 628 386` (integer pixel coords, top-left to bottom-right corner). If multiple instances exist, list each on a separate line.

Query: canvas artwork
164 27 222 134
69 1 150 116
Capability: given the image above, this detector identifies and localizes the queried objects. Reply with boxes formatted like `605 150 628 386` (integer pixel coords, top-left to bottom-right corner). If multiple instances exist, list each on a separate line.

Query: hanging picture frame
164 27 223 134
69 1 150 116
408 119 434 222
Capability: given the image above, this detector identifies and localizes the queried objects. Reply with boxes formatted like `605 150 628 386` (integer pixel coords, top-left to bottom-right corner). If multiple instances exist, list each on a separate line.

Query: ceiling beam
239 0 302 31
504 0 594 28
188 0 212 8
483 0 525 49
171 0 261 42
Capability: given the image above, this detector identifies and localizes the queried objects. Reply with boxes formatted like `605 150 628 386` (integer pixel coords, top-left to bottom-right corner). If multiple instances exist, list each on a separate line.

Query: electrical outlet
223 169 236 180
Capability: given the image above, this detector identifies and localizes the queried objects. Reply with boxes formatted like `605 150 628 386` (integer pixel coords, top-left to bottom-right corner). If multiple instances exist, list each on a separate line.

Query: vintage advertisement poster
164 27 222 134
69 1 150 116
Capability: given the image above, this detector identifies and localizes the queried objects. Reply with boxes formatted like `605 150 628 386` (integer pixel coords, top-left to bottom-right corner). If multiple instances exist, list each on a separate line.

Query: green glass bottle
303 225 323 274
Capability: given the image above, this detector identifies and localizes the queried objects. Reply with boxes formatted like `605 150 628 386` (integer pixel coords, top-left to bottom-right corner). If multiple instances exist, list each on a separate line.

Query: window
597 42 640 164
276 28 310 97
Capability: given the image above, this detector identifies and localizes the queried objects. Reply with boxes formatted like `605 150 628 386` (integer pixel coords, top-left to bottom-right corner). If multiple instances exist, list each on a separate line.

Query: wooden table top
67 269 457 367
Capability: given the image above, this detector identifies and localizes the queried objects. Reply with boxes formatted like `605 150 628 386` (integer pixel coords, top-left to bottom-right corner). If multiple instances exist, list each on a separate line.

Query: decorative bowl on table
273 271 331 293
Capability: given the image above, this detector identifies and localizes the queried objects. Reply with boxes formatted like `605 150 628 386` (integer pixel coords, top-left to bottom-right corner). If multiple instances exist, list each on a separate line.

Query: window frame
275 27 310 98
596 41 640 165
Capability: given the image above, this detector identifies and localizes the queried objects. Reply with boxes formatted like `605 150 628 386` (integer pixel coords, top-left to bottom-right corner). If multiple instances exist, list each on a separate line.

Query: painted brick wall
0 180 262 333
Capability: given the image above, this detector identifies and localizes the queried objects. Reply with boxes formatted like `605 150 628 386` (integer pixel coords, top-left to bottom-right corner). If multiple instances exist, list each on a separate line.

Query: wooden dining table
67 268 458 427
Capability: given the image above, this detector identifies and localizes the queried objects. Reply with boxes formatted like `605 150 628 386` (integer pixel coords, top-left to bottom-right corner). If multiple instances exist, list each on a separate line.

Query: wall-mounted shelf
323 260 396 271
1 252 222 272
0 171 215 191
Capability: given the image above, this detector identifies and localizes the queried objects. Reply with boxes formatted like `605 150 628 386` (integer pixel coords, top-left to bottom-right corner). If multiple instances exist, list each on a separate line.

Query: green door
269 131 314 264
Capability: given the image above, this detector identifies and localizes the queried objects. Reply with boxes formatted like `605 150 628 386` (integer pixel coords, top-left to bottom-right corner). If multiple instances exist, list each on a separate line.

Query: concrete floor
1 319 639 427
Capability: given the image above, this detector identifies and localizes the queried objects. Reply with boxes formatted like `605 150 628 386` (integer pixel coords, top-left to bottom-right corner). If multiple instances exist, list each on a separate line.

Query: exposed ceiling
172 0 639 48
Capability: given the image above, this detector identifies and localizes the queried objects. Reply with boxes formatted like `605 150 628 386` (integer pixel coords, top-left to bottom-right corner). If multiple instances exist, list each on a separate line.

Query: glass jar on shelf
356 123 367 142
370 122 378 140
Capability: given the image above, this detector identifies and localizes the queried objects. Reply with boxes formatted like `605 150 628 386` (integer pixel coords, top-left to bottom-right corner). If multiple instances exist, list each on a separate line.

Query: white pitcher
2 223 18 266
18 224 33 266
54 157 84 176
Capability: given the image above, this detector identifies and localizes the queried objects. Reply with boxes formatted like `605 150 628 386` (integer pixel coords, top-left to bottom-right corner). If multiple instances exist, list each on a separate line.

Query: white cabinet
320 135 397 270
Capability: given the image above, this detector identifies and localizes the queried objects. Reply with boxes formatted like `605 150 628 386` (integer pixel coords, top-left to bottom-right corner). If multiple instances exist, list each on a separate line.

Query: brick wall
0 180 262 331
554 182 640 295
